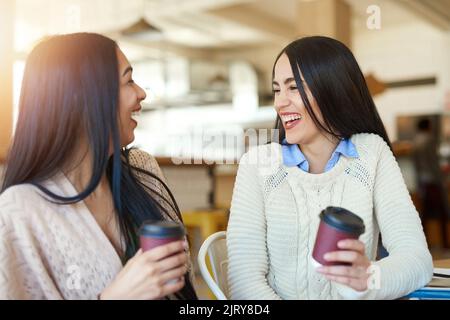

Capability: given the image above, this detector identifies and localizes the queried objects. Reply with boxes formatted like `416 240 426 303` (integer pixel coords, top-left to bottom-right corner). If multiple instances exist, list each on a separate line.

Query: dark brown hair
1 33 197 299
272 36 391 148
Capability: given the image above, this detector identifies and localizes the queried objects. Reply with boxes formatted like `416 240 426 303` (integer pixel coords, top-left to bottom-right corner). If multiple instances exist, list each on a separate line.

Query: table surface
434 259 450 268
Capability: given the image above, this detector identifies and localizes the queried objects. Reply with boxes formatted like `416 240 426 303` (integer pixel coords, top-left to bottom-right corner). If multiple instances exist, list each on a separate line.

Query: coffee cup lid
319 206 365 235
139 220 185 239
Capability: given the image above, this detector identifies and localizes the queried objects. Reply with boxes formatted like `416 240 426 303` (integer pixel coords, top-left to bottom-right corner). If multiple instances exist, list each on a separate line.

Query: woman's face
273 53 325 146
116 48 146 147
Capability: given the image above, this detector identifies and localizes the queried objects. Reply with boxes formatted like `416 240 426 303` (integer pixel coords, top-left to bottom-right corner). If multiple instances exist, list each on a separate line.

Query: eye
289 86 298 91
127 79 135 85
272 88 280 94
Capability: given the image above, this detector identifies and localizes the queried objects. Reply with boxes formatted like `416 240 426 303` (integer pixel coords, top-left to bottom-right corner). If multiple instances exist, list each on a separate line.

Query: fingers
121 248 143 273
323 250 361 264
133 276 185 300
160 276 186 297
137 243 187 279
159 265 188 284
144 263 187 299
316 241 371 292
142 241 185 261
183 237 189 250
106 243 188 300
156 251 187 273
322 274 368 292
316 265 366 279
337 239 366 254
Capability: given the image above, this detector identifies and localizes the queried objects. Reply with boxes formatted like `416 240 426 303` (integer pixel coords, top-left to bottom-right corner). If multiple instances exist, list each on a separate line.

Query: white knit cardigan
227 133 433 300
0 149 193 299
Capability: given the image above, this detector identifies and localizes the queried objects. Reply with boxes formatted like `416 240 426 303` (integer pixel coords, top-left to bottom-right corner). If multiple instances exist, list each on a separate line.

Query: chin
125 136 135 146
285 132 302 145
120 133 135 147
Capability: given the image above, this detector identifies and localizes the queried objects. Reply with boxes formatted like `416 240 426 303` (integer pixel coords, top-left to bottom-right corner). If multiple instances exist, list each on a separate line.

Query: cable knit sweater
227 133 433 300
0 149 193 299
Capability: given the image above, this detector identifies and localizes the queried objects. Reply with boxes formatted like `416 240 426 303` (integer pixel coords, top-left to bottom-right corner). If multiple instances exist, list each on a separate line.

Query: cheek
304 117 320 136
291 92 308 112
304 94 325 126
117 103 128 124
117 100 133 131
118 92 135 118
119 87 137 107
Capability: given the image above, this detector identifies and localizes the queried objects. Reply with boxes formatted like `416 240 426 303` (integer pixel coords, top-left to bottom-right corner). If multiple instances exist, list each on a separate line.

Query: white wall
353 20 450 140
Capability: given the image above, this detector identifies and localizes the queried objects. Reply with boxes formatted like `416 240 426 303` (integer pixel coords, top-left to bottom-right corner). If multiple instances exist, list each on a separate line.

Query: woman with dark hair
227 36 432 300
0 33 197 300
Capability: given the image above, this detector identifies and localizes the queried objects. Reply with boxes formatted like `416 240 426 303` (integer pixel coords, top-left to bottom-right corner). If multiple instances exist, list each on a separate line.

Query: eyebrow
272 77 296 86
122 66 133 77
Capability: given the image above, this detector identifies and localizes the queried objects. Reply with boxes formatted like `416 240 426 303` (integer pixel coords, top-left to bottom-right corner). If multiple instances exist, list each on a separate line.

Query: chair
182 210 228 242
198 231 229 300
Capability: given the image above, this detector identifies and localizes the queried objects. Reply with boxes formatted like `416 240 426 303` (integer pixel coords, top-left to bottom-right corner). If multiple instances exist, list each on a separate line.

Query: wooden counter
434 259 450 269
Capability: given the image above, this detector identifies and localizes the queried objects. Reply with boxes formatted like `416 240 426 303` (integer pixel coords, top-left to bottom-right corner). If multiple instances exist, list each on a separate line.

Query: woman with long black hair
0 33 197 300
227 36 433 299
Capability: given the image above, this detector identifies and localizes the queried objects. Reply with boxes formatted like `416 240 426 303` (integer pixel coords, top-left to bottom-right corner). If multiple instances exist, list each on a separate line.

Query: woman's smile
279 112 303 130
130 107 141 126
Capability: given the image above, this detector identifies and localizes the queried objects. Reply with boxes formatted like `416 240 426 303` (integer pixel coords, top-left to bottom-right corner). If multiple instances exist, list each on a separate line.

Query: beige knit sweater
227 133 433 300
0 149 192 299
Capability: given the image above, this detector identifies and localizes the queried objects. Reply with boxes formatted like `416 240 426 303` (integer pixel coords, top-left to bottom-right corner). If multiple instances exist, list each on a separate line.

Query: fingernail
338 241 346 247
324 253 331 260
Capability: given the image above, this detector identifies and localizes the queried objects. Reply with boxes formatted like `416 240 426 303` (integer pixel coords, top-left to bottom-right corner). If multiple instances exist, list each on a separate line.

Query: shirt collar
334 138 359 158
281 138 359 168
281 139 307 167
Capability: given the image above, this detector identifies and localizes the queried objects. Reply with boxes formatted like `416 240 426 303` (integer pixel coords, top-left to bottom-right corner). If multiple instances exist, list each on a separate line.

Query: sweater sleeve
127 149 196 285
0 208 25 299
0 188 62 299
128 148 168 185
227 152 282 300
368 139 433 299
128 149 177 220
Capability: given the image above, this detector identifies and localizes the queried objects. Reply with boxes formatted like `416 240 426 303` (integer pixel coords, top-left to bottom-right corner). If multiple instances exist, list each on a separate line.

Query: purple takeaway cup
139 220 185 252
312 207 365 266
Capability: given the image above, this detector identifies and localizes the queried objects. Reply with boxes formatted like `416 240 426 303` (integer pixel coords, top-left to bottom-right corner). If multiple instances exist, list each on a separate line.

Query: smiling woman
116 52 146 146
0 33 197 300
227 36 433 300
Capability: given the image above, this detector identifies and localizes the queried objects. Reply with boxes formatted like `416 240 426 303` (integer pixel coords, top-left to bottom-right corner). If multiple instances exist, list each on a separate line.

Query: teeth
131 110 141 122
131 110 141 121
281 114 302 123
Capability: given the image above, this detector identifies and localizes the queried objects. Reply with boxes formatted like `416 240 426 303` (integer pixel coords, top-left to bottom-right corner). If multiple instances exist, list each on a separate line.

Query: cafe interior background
1 0 450 298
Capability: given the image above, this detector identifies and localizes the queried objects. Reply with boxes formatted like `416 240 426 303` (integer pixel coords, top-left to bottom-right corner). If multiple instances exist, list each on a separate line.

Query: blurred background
1 0 450 298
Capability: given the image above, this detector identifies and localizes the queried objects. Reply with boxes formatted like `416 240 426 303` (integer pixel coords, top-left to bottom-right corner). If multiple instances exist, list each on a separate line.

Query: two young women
0 33 432 300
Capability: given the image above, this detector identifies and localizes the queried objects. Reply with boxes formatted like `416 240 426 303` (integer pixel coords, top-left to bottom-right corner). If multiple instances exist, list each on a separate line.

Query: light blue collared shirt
281 138 359 172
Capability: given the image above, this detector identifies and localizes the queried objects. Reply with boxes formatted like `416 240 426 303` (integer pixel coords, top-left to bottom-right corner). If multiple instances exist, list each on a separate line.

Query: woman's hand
100 240 188 300
316 239 371 292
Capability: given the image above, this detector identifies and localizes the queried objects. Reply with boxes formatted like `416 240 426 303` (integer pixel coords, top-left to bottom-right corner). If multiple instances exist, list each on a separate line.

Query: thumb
129 248 143 263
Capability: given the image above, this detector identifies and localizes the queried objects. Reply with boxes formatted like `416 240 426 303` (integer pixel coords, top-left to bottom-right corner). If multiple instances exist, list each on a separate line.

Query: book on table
406 268 450 299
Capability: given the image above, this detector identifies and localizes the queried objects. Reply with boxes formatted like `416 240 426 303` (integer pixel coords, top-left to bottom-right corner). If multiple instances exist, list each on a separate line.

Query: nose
274 89 290 110
137 83 147 101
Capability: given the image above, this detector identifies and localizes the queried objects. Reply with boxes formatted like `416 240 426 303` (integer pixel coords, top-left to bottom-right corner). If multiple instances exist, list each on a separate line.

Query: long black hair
1 33 197 300
272 36 391 148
